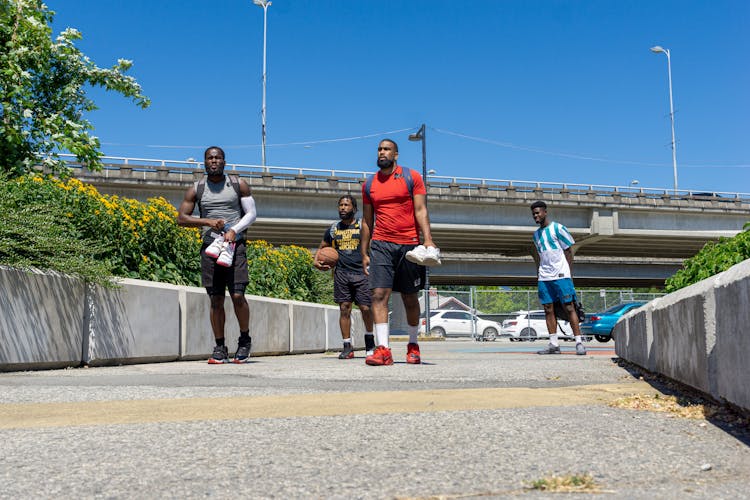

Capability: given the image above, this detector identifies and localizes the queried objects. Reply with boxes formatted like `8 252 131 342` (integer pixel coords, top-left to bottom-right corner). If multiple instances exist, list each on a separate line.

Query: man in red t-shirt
361 138 440 366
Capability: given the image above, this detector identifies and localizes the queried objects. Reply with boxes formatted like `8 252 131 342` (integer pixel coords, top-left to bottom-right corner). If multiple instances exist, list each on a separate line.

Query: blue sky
50 1 748 194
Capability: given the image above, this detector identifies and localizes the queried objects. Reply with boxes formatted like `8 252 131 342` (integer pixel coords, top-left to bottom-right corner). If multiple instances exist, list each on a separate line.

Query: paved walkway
1 339 748 499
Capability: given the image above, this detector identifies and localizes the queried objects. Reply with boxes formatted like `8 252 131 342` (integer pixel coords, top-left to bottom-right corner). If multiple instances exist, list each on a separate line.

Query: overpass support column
575 208 618 253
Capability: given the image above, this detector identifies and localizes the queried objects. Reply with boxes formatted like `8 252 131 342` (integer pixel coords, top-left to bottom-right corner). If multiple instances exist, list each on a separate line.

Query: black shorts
368 240 425 294
201 240 249 296
333 269 372 306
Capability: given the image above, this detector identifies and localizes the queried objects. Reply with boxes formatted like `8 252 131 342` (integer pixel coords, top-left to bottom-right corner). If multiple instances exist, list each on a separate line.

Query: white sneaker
406 245 442 266
405 245 428 264
205 235 225 259
216 242 236 267
422 246 442 266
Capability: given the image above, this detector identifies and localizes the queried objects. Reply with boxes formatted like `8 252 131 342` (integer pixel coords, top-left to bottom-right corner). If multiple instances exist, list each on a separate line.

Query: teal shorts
538 278 576 305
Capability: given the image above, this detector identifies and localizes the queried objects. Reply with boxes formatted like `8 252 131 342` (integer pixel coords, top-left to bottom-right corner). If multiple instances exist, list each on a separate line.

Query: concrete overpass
62 156 750 288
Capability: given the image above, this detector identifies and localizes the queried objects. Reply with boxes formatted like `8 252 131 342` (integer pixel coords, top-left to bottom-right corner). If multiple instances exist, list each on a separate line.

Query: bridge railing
58 154 750 203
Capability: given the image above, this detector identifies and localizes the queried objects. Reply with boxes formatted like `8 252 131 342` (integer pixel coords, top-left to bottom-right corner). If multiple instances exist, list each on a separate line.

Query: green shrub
0 174 113 285
665 228 750 292
246 240 332 303
0 174 332 302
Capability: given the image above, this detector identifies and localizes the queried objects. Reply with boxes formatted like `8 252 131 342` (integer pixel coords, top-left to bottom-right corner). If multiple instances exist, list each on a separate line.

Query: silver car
501 309 586 342
419 310 503 341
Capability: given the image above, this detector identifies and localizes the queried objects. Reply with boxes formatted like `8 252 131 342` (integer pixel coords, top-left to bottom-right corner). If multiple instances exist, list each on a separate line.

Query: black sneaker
338 343 354 359
364 334 375 354
233 338 252 364
208 344 229 364
537 343 561 355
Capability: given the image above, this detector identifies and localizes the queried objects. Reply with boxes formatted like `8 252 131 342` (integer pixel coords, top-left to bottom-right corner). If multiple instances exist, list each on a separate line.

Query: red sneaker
365 346 393 366
406 343 421 364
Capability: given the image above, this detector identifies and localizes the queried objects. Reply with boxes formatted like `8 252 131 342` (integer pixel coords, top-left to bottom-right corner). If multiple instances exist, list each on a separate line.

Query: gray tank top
195 177 244 241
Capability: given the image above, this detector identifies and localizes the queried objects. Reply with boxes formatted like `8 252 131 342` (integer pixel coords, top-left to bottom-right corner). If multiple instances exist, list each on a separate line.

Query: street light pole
253 0 271 167
650 45 678 194
408 124 430 335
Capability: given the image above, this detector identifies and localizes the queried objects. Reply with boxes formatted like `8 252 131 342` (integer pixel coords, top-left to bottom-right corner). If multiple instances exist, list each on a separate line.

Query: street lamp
650 45 678 194
253 0 271 167
408 124 431 335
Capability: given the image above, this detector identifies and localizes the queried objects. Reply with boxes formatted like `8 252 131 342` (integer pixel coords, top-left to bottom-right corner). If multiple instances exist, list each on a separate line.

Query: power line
101 127 413 150
432 127 750 169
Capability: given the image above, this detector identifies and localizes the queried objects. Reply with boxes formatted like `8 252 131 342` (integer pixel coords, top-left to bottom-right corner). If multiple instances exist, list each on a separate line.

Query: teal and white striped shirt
533 221 575 281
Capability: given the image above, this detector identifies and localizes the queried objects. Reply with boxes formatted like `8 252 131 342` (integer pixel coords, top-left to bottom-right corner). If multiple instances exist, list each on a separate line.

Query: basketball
315 246 339 268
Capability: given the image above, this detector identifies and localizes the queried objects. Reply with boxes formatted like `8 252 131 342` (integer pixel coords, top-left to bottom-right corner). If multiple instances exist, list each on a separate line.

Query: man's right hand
209 219 226 231
362 254 370 275
314 260 332 271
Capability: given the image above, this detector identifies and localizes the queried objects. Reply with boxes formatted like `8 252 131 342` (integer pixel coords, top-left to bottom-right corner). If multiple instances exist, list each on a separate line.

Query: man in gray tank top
177 146 258 364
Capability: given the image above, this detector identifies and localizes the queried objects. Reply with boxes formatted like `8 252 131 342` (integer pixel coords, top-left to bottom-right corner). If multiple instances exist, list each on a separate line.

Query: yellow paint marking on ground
0 381 657 429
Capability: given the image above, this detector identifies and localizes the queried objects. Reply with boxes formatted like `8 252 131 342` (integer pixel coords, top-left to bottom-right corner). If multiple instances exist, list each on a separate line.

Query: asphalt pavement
1 338 748 499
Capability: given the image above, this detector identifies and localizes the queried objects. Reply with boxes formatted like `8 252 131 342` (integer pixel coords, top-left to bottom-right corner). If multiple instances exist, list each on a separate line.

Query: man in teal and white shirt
530 201 586 355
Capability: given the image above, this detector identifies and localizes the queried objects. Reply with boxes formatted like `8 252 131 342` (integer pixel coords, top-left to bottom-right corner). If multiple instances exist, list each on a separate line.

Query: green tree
0 0 149 177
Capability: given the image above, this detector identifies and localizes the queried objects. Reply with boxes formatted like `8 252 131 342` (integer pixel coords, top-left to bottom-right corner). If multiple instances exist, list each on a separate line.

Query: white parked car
501 310 586 342
419 309 502 341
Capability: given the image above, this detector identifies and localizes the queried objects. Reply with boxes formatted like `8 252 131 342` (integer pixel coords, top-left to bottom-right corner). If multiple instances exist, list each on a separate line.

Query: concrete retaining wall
614 259 750 412
0 267 362 371
0 267 85 370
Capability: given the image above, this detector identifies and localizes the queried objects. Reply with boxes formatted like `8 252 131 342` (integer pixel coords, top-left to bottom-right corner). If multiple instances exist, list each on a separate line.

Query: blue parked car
580 302 646 343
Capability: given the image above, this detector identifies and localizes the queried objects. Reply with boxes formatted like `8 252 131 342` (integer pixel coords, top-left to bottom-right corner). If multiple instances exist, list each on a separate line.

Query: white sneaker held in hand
216 241 236 267
405 245 442 266
405 245 428 264
422 246 442 266
205 235 225 259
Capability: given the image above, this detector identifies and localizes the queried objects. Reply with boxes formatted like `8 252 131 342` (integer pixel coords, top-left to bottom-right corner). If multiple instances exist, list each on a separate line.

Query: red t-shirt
362 165 426 244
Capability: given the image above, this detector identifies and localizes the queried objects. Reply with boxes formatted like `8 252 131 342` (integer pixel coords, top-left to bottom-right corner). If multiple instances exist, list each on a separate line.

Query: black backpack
554 300 585 324
195 174 243 218
363 167 416 200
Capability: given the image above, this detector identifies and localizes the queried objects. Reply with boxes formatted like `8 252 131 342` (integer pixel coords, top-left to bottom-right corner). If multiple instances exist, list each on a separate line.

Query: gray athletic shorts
368 240 425 293
333 269 372 306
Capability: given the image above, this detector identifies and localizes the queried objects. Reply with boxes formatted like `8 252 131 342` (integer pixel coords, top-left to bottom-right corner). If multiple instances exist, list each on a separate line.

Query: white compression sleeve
230 196 257 234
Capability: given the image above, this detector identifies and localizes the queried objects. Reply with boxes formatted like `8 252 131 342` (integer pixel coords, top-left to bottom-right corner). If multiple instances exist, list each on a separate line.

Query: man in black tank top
177 146 258 364
314 195 375 358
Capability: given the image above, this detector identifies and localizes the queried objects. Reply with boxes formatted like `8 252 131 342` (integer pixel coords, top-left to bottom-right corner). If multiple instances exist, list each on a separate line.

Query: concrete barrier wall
0 268 360 371
614 259 750 412
0 267 85 370
86 279 181 366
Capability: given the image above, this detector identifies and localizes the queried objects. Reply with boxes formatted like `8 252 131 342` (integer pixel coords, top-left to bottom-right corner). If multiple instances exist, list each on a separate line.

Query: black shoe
364 334 376 354
339 343 354 359
233 338 252 364
208 344 229 364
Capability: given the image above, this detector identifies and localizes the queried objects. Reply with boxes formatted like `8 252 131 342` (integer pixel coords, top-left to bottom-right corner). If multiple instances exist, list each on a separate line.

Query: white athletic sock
342 337 351 346
549 334 559 346
375 323 389 348
575 335 582 344
408 324 419 344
